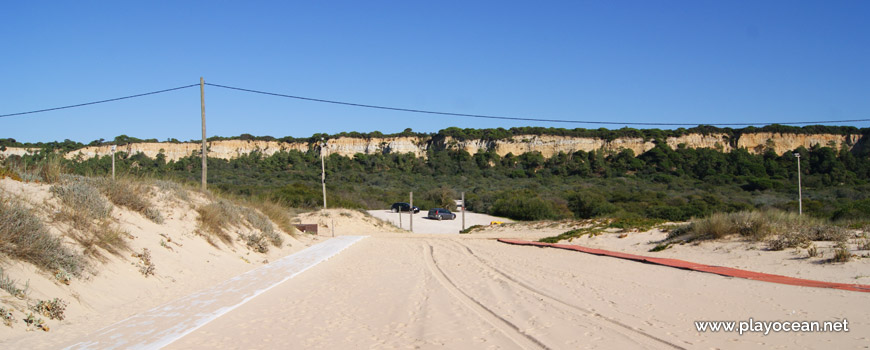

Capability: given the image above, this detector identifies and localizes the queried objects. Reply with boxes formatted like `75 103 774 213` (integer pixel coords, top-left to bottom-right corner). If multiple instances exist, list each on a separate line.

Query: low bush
247 200 297 236
241 232 270 253
99 178 164 223
152 179 190 202
491 190 572 221
832 199 870 222
50 180 112 220
50 177 129 257
60 175 164 224
133 248 155 277
31 298 67 320
830 242 852 263
539 228 594 243
459 225 483 234
0 307 14 327
0 196 85 277
0 267 28 299
0 166 22 181
196 200 240 244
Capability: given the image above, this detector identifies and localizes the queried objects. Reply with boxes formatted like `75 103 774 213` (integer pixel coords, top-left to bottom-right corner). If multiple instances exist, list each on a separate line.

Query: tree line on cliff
2 124 867 152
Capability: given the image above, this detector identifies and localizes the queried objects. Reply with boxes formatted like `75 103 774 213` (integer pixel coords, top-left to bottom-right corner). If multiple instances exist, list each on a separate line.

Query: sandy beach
167 231 868 349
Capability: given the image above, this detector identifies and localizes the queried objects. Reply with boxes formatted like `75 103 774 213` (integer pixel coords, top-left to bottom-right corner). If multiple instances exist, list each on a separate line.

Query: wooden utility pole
321 138 327 209
461 192 465 231
795 153 802 215
409 192 414 232
200 77 207 191
111 145 116 180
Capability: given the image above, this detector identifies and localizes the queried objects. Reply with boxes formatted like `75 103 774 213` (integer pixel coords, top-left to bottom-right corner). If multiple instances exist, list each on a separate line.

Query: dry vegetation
195 198 289 253
49 177 129 259
1 162 307 334
0 195 85 277
659 210 860 262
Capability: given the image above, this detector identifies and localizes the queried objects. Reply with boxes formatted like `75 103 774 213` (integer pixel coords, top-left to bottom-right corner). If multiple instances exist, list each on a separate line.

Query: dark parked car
391 202 419 213
427 208 456 220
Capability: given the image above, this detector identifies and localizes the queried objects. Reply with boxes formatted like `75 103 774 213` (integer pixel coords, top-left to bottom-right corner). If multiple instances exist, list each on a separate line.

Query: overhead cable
0 84 200 118
204 82 870 127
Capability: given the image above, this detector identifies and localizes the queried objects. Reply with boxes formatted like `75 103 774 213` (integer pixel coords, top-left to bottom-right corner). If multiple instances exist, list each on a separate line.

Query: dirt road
164 235 868 349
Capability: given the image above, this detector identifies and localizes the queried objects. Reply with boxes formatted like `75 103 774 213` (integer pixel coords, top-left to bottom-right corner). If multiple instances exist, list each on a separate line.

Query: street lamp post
794 153 802 216
321 137 327 210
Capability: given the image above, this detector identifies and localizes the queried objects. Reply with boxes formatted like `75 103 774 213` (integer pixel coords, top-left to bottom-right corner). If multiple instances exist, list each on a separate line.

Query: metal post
200 77 207 191
795 153 802 216
461 192 465 231
409 192 413 232
398 206 402 229
111 145 116 180
321 138 327 209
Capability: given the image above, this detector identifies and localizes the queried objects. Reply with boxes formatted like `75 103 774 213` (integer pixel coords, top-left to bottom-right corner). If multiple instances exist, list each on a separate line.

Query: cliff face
448 133 732 158
0 133 864 162
735 133 860 155
61 140 308 162
326 136 428 158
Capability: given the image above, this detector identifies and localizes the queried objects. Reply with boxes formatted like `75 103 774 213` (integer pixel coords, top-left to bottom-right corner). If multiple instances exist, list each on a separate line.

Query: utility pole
794 152 802 216
321 137 327 209
461 192 465 232
409 192 413 232
200 77 207 192
111 145 116 180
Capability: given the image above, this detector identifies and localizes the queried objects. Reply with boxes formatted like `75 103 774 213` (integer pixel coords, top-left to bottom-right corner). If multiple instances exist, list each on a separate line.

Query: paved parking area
367 210 512 234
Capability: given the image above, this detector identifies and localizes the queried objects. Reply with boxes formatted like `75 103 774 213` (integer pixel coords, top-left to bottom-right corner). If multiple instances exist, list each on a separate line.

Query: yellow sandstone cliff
0 133 862 162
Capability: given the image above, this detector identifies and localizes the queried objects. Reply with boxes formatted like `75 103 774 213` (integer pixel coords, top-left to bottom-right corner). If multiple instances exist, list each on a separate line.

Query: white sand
2 178 868 349
167 234 869 349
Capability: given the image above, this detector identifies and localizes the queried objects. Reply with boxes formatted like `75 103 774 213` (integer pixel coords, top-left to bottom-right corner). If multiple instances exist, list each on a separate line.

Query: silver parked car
427 208 456 220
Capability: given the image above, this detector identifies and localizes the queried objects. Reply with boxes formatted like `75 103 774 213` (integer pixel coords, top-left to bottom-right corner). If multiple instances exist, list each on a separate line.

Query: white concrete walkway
65 236 366 350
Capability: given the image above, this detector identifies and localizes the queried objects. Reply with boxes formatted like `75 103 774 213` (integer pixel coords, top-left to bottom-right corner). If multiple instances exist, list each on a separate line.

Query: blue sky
2 1 868 143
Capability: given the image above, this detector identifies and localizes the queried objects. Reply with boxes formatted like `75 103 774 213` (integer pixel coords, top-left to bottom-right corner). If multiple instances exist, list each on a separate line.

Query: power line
2 81 868 127
0 84 200 118
205 82 870 127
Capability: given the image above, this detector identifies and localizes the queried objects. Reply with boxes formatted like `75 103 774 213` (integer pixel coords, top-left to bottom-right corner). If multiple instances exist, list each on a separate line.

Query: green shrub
459 225 483 234
832 199 870 221
567 191 615 219
539 228 595 243
491 190 572 221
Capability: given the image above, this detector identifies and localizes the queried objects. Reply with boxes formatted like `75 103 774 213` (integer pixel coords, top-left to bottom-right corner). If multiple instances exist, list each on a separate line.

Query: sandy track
163 235 868 349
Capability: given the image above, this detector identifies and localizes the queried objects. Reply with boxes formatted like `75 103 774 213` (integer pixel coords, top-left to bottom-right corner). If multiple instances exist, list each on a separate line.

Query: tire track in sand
423 241 549 350
451 239 686 350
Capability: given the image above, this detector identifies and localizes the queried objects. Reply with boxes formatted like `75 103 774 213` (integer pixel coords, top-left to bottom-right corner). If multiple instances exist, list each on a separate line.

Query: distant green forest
5 127 870 223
